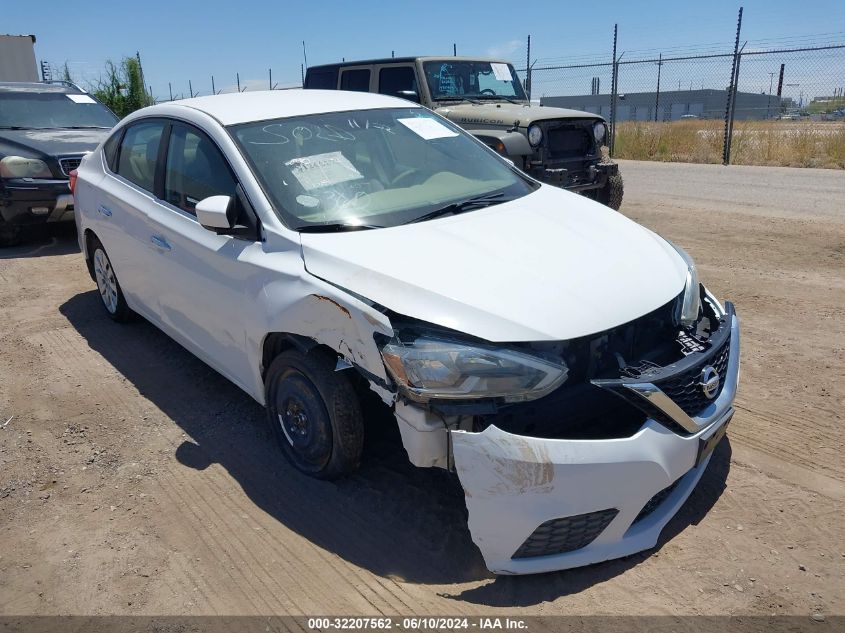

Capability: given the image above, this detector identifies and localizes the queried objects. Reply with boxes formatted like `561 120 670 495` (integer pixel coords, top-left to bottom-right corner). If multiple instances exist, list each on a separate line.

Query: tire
89 236 133 322
0 223 22 248
596 171 624 211
264 348 364 480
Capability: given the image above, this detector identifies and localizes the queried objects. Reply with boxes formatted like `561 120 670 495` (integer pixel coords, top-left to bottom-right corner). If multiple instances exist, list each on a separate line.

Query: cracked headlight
671 243 702 326
381 336 568 403
0 156 52 179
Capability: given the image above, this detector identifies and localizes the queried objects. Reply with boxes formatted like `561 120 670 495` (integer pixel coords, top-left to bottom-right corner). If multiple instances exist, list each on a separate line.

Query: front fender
465 129 533 157
251 274 395 404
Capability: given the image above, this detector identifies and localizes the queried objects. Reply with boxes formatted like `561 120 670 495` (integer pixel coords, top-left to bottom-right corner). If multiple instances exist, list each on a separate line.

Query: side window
340 69 370 92
164 124 237 215
102 129 123 172
116 121 165 193
305 67 338 89
378 67 418 99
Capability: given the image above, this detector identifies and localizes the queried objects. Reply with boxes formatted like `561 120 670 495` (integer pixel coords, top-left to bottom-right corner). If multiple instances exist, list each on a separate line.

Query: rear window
0 92 118 129
304 67 338 90
116 120 165 193
340 69 370 92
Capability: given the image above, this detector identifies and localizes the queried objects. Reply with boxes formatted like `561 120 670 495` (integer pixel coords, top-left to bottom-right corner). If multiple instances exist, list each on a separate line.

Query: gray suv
0 81 118 246
305 56 622 209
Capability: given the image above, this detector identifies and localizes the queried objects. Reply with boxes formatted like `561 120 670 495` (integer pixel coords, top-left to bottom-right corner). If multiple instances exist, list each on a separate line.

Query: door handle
150 235 171 251
97 205 113 217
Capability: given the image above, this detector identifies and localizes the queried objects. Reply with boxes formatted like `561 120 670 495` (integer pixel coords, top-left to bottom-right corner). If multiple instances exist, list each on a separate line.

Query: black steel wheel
264 348 363 480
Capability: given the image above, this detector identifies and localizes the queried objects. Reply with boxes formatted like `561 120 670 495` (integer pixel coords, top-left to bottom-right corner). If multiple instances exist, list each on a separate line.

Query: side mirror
196 195 233 231
397 89 420 104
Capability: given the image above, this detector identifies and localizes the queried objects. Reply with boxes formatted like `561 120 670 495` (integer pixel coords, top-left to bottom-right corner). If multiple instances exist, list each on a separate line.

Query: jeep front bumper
0 179 75 226
530 161 616 192
450 305 739 575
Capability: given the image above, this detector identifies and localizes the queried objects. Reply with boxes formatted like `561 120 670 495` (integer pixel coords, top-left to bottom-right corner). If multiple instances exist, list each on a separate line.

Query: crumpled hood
300 185 687 342
435 102 602 126
0 128 110 158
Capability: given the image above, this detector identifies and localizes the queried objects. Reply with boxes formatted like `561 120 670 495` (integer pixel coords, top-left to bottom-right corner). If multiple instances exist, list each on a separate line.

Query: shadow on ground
0 224 79 260
59 289 730 602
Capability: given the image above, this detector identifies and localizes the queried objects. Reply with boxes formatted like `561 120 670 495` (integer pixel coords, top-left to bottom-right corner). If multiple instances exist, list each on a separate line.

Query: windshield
423 61 527 101
230 108 536 230
0 92 118 129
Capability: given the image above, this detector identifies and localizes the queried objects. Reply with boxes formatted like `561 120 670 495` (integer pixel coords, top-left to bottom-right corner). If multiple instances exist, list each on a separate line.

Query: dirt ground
1 160 843 617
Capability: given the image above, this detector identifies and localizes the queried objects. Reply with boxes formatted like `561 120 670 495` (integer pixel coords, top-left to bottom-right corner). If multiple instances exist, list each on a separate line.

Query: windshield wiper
475 95 521 104
405 192 510 225
297 222 385 233
0 126 36 130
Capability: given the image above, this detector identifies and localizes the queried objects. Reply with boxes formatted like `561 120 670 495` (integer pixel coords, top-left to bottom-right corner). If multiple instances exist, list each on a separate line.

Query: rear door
97 118 167 320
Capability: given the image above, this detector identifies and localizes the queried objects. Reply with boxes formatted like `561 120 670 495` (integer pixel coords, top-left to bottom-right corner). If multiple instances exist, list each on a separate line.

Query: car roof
159 89 419 126
308 56 511 70
0 81 86 94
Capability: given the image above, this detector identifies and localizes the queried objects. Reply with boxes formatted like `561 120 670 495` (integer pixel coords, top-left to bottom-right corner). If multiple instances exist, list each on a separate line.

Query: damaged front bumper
449 304 739 575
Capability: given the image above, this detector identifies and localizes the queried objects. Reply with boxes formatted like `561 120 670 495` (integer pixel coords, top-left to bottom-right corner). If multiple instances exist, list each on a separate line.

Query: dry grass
614 119 845 168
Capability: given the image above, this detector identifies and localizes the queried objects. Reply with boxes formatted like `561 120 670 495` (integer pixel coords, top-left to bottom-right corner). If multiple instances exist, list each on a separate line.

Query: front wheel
264 348 364 480
0 223 22 248
595 171 624 211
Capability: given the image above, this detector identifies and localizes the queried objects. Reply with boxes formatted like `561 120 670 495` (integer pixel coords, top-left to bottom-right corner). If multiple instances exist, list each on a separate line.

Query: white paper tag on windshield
66 94 97 104
285 151 363 191
397 117 458 140
490 63 512 82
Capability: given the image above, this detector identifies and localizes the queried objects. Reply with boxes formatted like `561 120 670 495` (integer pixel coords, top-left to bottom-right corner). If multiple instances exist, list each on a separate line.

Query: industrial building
542 89 780 121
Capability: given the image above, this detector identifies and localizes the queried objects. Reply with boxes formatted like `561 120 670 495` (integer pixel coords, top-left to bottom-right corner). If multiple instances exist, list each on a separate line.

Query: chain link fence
517 41 845 168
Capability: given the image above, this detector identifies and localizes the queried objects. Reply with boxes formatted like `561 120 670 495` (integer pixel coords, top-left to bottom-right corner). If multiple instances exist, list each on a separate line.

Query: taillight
69 169 78 194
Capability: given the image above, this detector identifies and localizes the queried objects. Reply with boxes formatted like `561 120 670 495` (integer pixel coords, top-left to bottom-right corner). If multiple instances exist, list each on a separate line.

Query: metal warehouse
542 89 778 121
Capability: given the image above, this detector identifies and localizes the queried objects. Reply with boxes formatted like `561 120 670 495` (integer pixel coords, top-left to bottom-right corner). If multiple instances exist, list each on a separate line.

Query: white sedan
72 89 739 575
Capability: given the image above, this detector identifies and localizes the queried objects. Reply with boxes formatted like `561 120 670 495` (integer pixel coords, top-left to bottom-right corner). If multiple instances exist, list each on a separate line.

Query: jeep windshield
0 92 118 129
423 61 527 102
230 107 537 231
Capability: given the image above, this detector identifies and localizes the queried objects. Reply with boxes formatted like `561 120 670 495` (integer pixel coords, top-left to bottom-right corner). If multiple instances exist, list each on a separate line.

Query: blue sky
5 0 845 101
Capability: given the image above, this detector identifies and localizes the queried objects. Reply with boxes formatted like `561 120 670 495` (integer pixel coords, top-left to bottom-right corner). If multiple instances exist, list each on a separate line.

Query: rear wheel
264 348 364 480
90 237 132 322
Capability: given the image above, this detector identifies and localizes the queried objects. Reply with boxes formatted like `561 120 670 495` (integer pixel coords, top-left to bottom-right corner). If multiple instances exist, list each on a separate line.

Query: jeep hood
435 102 602 126
300 185 686 342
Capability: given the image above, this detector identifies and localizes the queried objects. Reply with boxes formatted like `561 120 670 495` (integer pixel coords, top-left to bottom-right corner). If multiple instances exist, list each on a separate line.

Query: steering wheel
391 168 418 187
480 88 496 95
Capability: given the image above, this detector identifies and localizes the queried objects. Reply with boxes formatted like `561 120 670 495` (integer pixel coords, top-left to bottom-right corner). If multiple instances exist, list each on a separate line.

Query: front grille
512 508 618 559
476 381 647 440
632 478 682 525
546 125 592 159
652 337 731 416
58 156 83 177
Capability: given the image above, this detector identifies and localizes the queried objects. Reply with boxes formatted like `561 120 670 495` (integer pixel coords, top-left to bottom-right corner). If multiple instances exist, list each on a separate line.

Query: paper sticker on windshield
490 63 512 82
66 94 97 104
285 151 363 191
397 117 458 140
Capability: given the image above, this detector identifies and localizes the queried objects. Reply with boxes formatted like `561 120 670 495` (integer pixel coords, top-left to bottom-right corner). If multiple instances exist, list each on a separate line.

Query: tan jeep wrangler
304 56 623 209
